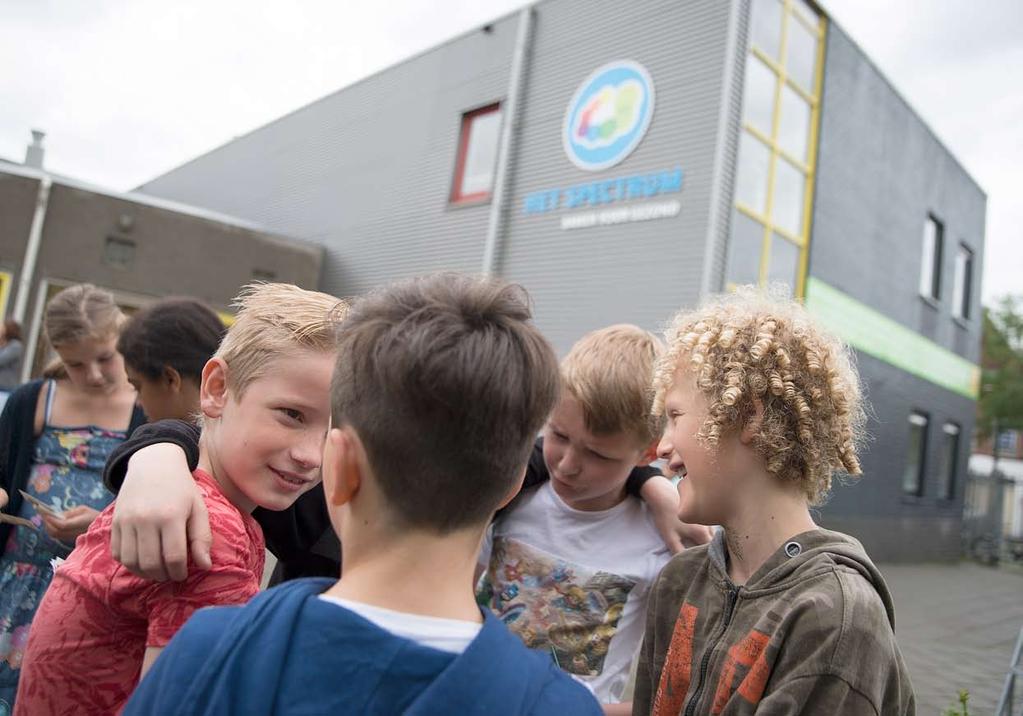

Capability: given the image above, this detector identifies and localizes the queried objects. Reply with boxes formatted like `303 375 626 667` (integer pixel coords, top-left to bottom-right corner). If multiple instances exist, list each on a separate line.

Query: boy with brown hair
634 290 914 715
479 324 692 714
125 274 602 715
16 284 344 715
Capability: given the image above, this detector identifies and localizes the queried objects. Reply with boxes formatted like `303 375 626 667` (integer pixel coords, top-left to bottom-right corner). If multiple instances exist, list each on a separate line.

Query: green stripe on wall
804 277 980 399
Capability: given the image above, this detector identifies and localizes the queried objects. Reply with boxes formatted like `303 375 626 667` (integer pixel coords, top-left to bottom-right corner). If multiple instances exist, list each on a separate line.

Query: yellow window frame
738 0 827 299
0 271 12 319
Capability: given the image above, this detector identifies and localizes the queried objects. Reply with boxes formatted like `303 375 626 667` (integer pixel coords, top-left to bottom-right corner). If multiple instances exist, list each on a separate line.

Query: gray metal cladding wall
810 24 985 560
810 24 986 363
500 0 736 355
820 354 973 561
137 15 521 299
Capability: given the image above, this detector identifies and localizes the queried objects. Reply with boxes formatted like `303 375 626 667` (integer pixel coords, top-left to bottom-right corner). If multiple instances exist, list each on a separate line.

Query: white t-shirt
318 595 482 654
478 483 672 703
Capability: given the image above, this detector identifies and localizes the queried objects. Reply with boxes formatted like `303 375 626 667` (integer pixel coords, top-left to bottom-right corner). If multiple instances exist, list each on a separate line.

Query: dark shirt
103 420 660 585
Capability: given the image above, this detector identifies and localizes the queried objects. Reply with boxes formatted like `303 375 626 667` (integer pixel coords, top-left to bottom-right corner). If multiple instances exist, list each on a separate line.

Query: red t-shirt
15 469 265 715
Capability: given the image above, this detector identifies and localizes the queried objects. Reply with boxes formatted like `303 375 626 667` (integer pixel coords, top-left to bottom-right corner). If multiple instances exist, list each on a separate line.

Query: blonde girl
0 284 145 711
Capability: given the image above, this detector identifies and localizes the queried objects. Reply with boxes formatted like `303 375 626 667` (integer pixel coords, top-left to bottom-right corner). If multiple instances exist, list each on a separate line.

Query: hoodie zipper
683 585 738 716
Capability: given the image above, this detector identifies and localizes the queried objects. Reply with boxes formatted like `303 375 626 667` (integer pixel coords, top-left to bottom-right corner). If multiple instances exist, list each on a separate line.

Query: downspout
13 174 51 324
481 5 534 277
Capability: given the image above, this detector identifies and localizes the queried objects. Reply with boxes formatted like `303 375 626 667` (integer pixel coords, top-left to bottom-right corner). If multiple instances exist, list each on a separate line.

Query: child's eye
589 450 611 461
550 431 567 442
278 408 304 422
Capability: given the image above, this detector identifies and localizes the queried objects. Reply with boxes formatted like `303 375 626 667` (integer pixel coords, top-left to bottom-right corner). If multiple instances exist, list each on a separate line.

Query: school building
40 0 981 560
0 136 323 382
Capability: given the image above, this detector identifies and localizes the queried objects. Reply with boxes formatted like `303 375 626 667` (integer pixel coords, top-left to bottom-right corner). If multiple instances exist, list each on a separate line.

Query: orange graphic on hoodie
653 603 699 716
711 629 772 714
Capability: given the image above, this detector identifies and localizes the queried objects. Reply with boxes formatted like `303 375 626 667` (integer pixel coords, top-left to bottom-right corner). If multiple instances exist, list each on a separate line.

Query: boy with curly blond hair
633 291 915 716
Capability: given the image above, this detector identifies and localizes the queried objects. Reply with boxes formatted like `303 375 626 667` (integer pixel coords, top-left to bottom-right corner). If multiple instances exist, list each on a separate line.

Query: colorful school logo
563 60 655 172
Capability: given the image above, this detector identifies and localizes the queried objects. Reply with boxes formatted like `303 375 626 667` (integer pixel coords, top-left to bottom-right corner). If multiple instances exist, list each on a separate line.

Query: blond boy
17 284 344 715
634 291 914 715
479 325 677 713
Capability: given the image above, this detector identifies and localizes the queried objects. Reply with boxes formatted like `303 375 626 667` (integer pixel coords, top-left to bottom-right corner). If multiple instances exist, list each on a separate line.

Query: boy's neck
197 438 257 514
721 486 816 586
324 524 484 624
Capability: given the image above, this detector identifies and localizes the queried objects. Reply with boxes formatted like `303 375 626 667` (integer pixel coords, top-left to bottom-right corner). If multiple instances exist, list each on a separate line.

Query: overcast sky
1 0 1019 302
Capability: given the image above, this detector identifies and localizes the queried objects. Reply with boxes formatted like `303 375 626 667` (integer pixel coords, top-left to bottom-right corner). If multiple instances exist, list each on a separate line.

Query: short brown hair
216 283 346 397
331 273 560 533
45 284 126 348
561 324 663 447
653 289 865 505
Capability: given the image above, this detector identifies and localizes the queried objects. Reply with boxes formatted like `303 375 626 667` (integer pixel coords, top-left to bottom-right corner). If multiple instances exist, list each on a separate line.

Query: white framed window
450 103 502 204
952 244 973 319
902 411 929 496
919 215 943 300
937 423 960 500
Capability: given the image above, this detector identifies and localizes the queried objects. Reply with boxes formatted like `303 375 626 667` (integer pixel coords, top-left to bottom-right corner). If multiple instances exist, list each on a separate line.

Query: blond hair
216 283 347 396
45 284 126 348
652 288 865 505
562 324 664 447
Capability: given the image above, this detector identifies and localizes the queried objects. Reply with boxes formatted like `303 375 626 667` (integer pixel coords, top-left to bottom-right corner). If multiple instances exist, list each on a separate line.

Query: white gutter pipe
481 6 534 277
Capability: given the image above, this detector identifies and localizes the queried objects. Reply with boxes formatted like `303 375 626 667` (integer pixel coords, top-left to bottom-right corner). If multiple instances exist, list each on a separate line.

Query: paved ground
882 562 1023 715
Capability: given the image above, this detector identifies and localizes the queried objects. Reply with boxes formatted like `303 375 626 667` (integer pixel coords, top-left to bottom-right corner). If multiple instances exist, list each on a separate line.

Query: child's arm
600 701 632 715
640 475 713 554
106 420 211 582
140 646 163 678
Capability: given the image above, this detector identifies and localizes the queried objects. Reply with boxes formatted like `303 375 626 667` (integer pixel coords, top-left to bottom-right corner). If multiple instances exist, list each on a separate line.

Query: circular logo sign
562 60 655 172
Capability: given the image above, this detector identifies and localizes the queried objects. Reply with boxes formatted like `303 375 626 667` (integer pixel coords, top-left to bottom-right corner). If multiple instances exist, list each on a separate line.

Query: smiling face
200 349 335 513
657 367 747 526
543 392 654 512
55 334 128 394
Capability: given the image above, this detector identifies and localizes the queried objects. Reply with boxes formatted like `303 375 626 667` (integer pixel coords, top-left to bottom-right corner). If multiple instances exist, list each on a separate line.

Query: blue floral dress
0 381 128 714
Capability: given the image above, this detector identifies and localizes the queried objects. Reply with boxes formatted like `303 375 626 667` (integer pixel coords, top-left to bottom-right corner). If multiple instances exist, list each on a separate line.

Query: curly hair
652 288 865 505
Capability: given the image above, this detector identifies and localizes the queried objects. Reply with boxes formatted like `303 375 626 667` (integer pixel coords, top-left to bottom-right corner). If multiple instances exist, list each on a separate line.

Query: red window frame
450 102 501 204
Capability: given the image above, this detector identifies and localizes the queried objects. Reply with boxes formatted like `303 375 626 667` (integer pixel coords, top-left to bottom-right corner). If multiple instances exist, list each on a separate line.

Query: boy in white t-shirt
478 325 680 714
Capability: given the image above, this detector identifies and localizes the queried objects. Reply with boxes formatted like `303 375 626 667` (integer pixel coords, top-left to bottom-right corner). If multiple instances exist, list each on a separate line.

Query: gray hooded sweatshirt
633 528 915 715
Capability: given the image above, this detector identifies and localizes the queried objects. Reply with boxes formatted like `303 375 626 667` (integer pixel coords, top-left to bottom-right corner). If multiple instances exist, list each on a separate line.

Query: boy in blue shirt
126 274 600 715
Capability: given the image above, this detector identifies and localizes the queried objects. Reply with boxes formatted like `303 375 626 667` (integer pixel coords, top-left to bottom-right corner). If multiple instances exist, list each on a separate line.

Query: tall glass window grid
729 0 825 298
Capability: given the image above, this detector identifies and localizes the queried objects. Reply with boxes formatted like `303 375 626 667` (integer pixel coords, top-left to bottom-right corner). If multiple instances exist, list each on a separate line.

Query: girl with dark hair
117 298 225 422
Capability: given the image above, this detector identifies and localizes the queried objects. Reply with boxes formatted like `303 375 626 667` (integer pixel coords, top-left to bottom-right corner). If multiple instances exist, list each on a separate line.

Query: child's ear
198 358 229 419
162 365 183 393
636 439 659 467
325 426 363 507
740 397 765 445
495 465 528 511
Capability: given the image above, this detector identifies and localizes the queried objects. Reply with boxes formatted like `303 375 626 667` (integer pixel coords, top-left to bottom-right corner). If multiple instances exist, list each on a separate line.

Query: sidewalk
882 562 1023 715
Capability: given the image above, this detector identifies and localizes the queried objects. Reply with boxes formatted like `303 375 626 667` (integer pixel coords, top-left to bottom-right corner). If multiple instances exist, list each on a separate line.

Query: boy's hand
640 475 713 553
110 443 212 582
41 505 99 544
0 488 7 509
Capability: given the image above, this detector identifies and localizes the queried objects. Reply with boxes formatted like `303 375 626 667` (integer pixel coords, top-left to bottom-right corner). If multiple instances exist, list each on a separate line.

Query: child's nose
656 434 673 461
559 447 582 475
292 432 324 470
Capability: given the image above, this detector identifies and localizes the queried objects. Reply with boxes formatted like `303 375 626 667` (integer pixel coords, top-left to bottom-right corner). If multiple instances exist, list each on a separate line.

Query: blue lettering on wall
523 167 684 214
